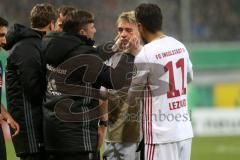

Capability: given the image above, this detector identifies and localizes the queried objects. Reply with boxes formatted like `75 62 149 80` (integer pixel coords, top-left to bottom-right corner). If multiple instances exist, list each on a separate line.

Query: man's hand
97 98 108 150
113 35 142 56
0 113 6 124
124 35 142 55
1 106 20 136
97 125 107 150
6 116 20 137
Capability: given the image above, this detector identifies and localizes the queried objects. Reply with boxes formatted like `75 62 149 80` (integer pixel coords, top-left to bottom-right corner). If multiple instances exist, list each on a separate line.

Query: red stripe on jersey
147 89 150 144
147 144 150 160
147 85 153 144
148 86 151 144
146 144 155 160
150 88 153 144
147 86 151 144
144 89 148 143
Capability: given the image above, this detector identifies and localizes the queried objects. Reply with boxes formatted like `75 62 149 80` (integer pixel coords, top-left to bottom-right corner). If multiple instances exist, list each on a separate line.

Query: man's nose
0 38 6 46
120 30 128 38
3 38 6 45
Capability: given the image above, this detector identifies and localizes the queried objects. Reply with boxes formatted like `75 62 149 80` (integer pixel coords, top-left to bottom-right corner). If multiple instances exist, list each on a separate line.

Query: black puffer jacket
4 24 46 156
43 32 134 153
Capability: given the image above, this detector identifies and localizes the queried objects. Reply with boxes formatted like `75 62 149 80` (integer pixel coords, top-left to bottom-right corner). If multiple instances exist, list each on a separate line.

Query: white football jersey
129 36 193 144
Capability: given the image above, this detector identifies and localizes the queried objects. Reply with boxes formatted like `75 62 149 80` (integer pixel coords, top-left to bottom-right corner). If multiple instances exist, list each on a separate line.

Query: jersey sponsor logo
47 64 67 75
155 48 185 60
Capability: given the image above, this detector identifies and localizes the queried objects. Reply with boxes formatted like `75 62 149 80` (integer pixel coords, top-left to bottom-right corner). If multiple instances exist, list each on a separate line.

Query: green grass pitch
6 136 240 160
192 136 240 160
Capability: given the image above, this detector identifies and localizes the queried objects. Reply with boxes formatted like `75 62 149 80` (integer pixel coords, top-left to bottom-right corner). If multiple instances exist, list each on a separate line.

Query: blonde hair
117 11 137 25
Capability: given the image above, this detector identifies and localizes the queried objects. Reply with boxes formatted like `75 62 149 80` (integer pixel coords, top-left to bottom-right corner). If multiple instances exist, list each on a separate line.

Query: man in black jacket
43 10 135 160
4 4 57 160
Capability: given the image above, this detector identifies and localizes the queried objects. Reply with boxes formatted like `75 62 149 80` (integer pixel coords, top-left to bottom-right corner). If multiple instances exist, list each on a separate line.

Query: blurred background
0 0 240 160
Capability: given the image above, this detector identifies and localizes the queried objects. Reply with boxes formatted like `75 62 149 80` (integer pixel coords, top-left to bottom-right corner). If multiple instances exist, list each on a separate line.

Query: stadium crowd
0 0 239 43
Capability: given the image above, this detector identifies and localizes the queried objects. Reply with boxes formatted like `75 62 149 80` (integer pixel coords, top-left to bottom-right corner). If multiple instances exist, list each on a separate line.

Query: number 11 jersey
129 36 193 144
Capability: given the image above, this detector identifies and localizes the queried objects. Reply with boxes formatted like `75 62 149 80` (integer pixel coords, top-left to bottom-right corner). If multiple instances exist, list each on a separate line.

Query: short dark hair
0 17 8 27
135 3 163 33
58 6 75 17
62 10 94 34
30 3 57 28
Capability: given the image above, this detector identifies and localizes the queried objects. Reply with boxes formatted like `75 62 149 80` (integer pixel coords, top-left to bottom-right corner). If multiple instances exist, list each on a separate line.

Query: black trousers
0 126 6 160
20 153 48 160
136 138 144 160
19 147 47 160
47 152 100 160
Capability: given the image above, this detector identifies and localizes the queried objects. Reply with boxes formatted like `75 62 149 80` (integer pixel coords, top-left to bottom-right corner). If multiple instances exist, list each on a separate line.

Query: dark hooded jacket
4 24 46 156
42 32 134 153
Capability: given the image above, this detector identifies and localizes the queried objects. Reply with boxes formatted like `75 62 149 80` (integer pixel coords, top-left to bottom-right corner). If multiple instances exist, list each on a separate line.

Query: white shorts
103 142 140 160
145 139 192 160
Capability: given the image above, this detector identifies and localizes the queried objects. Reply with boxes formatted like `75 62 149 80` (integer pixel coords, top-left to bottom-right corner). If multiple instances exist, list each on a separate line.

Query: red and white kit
130 36 193 160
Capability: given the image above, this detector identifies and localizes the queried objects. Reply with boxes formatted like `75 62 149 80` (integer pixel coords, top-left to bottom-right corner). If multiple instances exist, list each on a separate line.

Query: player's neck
147 31 165 43
32 23 52 33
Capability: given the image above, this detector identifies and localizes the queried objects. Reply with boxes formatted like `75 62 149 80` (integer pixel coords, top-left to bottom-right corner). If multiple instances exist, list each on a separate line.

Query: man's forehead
117 21 136 29
0 26 7 33
86 22 95 27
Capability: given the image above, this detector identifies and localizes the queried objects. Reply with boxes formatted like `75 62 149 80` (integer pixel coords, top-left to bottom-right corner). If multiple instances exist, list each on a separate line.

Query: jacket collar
73 34 95 46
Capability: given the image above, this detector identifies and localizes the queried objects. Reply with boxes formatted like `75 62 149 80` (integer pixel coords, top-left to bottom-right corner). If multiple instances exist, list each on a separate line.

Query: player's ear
50 20 55 31
137 23 143 32
79 29 86 36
